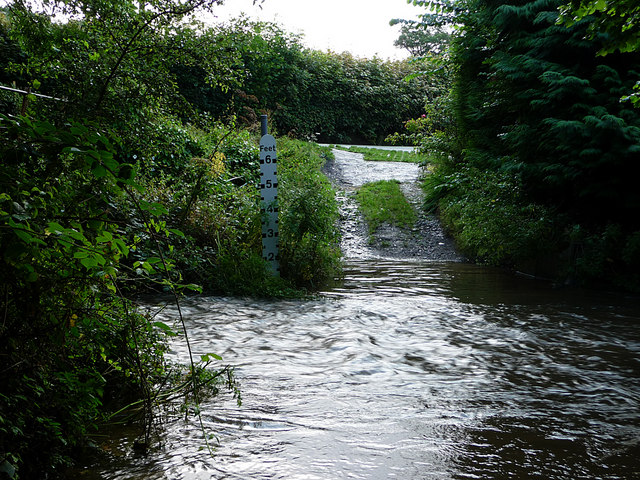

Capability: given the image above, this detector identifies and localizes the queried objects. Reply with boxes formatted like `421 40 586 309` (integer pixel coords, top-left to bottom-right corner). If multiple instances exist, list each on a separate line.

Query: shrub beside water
0 114 342 478
133 124 342 295
0 116 191 478
425 165 556 268
277 139 342 289
422 157 640 290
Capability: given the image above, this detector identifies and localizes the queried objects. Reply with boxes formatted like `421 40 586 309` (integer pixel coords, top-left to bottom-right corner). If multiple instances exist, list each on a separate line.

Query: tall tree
423 0 640 225
393 23 451 57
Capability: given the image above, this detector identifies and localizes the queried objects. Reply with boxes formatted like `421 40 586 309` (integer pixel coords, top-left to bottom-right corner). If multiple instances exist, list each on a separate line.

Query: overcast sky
210 0 423 60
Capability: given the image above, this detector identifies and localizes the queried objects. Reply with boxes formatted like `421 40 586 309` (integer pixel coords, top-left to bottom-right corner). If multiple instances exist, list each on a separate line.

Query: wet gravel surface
323 148 465 262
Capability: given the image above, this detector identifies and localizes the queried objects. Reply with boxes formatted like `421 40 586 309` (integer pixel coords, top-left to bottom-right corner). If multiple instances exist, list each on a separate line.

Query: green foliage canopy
442 0 640 224
406 0 640 286
2 0 250 126
558 0 640 55
170 18 429 144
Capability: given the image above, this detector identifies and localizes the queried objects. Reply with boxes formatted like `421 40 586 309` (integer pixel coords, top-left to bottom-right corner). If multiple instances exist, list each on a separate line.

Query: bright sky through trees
212 0 422 59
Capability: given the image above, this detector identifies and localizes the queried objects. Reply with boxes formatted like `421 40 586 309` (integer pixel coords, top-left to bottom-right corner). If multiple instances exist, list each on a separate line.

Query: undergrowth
422 156 640 290
0 114 342 479
277 139 342 289
424 164 556 268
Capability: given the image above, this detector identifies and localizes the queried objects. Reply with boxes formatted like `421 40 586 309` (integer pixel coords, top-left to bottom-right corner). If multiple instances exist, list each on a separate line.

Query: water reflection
80 260 640 480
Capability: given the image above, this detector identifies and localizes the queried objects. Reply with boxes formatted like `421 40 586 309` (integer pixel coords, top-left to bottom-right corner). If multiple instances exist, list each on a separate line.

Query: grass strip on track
356 180 416 234
333 145 425 163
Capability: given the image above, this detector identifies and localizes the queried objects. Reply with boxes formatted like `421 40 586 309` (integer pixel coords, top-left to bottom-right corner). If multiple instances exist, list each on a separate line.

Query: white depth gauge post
259 116 279 275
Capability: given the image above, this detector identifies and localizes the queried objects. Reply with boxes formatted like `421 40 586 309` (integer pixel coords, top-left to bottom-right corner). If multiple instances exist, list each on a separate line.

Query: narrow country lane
323 148 463 261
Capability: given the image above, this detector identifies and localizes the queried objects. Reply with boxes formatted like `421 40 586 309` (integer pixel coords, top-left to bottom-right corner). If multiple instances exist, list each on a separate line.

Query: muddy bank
323 148 464 262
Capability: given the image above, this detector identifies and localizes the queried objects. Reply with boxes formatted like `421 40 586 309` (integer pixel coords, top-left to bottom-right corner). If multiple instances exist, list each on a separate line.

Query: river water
83 150 640 479
90 261 640 480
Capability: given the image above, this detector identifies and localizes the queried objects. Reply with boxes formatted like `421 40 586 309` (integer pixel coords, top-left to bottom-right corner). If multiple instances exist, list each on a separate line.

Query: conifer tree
450 0 640 225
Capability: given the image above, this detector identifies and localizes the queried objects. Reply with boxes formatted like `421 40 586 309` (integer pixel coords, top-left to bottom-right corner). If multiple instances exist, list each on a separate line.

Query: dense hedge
175 19 429 144
410 0 640 289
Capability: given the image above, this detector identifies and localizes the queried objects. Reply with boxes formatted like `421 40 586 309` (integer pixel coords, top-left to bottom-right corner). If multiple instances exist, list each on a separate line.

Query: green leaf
65 229 86 242
96 231 113 243
81 257 99 269
92 165 107 178
200 352 223 362
182 283 203 293
153 321 177 336
46 221 65 234
113 238 130 256
139 200 169 216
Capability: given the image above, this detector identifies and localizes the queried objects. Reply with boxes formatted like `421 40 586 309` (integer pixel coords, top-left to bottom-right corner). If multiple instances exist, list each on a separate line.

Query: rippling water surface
86 260 640 479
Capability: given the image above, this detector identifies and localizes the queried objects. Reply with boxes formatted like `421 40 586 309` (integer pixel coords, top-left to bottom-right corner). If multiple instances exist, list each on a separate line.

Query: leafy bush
277 139 342 288
426 165 557 268
136 117 205 177
177 19 429 144
0 115 180 478
131 124 342 294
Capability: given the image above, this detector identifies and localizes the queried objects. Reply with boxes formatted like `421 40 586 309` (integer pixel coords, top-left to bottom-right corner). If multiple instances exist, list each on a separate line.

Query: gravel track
323 148 465 262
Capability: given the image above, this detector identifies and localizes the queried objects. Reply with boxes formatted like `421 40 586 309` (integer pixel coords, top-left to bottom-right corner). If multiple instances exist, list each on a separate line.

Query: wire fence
0 83 65 115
